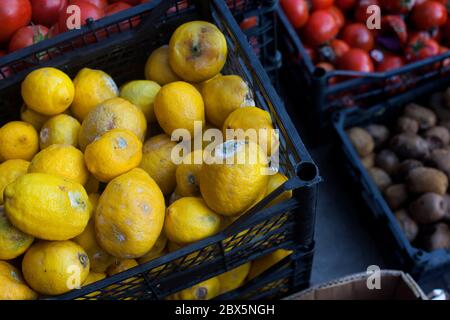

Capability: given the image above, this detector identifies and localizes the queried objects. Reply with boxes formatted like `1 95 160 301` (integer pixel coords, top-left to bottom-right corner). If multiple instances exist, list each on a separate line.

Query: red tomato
380 15 408 45
354 0 379 23
340 23 374 52
405 32 440 61
411 1 447 30
335 0 356 10
73 0 108 10
0 0 32 44
8 25 49 52
105 2 132 15
330 39 350 59
59 0 105 32
304 10 339 46
280 0 309 29
240 16 259 30
376 55 404 72
311 0 335 10
109 0 140 5
30 0 68 27
338 48 374 72
381 0 416 13
327 6 345 29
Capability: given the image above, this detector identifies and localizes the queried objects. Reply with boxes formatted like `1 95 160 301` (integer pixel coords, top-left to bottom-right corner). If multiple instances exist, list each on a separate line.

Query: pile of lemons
0 20 292 300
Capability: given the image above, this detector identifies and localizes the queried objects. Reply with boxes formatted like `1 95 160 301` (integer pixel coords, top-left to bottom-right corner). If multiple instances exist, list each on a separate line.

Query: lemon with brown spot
73 219 115 273
21 67 75 115
0 261 37 300
20 104 51 130
107 258 138 276
39 114 81 149
223 106 278 156
218 262 250 294
202 75 253 127
145 45 181 85
200 140 269 216
84 129 143 183
265 172 292 207
22 240 90 296
139 134 178 195
4 173 92 240
175 149 203 197
95 168 165 259
169 21 227 83
120 80 161 123
28 144 89 185
0 121 39 161
176 277 220 300
248 249 292 280
78 97 147 151
154 81 205 136
0 206 34 260
71 68 119 121
82 272 106 287
165 197 222 245
0 159 29 205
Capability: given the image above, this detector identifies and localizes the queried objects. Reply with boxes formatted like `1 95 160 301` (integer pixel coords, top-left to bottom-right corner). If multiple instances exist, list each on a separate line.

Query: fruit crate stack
0 0 320 300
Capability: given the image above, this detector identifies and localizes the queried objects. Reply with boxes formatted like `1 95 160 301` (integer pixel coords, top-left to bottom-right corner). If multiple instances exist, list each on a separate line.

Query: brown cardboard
284 270 428 300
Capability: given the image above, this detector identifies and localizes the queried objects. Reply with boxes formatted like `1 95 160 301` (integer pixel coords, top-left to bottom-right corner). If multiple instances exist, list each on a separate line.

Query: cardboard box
284 270 428 300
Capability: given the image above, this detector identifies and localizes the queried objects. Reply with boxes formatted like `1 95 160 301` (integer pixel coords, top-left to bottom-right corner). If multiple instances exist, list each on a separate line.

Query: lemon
84 129 143 183
137 232 167 264
223 106 278 156
22 240 90 296
82 272 106 287
78 97 147 151
200 140 269 216
39 114 81 149
165 197 222 245
0 261 37 300
71 68 119 121
120 80 161 123
265 172 292 207
107 259 138 276
202 75 253 127
0 121 39 161
218 262 251 294
176 277 220 300
175 149 203 197
0 159 29 205
0 206 34 260
28 144 89 185
248 249 292 280
20 104 51 130
145 45 181 85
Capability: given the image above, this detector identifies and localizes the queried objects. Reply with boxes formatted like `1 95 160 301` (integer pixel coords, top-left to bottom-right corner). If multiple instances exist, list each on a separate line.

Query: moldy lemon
39 114 81 149
0 206 34 260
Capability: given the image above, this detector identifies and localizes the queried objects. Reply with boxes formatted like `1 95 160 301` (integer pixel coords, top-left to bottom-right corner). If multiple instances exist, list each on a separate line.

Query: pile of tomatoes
0 0 150 56
281 0 450 76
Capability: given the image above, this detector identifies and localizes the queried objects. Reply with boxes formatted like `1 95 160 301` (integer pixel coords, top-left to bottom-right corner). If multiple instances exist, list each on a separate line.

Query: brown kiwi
408 192 447 224
368 167 392 192
403 103 437 130
407 167 448 195
394 209 419 242
347 127 375 157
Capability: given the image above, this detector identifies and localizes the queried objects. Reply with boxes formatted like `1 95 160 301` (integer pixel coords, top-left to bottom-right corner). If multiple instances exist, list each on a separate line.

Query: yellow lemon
165 197 222 245
39 114 81 149
0 206 34 260
265 172 292 207
223 106 278 156
137 232 167 264
175 149 203 197
4 173 92 240
169 21 227 83
71 68 119 121
73 219 115 273
95 168 165 259
85 174 100 194
248 249 292 280
28 144 89 185
84 129 143 183
107 259 138 276
139 134 178 195
145 45 181 85
82 272 106 287
78 97 147 151
202 75 253 127
0 159 29 205
0 121 39 161
200 140 269 216
218 262 251 294
176 277 220 300
154 81 205 136
22 240 90 296
21 67 75 115
20 104 51 130
120 80 161 123
0 261 37 300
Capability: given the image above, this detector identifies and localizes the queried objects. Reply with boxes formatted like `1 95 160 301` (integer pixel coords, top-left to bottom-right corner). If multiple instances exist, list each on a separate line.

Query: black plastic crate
0 0 320 300
333 78 450 294
216 243 314 300
278 7 450 130
0 0 280 85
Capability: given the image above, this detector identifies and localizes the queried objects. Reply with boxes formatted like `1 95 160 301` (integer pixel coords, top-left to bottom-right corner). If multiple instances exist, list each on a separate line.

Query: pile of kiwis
347 95 450 253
